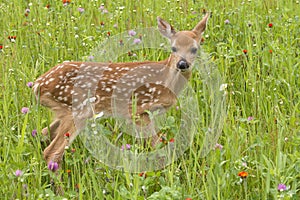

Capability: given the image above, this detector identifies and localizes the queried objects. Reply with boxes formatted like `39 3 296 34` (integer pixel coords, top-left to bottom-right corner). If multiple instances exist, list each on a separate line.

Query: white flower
219 83 228 91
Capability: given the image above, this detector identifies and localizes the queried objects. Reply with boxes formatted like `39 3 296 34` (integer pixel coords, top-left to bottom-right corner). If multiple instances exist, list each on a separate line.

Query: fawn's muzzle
177 59 190 70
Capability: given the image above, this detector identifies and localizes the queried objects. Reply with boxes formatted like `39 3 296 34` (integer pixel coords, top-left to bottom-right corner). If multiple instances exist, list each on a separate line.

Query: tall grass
0 0 299 199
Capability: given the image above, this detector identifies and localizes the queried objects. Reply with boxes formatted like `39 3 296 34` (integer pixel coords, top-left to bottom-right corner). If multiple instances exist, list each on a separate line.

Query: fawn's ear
192 13 210 38
157 17 176 39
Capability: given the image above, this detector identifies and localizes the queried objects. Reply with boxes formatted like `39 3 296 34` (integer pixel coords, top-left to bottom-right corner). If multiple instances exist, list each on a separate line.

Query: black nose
177 59 189 70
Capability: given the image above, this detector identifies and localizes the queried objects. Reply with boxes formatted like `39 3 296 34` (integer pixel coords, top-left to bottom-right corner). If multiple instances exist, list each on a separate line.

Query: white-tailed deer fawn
33 13 210 167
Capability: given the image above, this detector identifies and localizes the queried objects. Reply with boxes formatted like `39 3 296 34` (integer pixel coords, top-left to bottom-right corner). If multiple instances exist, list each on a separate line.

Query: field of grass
0 0 299 199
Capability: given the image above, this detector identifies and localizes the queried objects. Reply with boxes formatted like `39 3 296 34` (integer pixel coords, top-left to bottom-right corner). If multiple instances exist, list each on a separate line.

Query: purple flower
103 9 108 14
113 24 118 28
121 144 131 150
31 129 37 137
27 82 33 88
133 38 141 44
128 30 136 36
277 183 287 191
48 161 59 172
21 107 29 114
25 8 30 13
15 169 22 177
224 19 230 24
99 5 105 10
214 143 223 150
88 55 94 61
247 116 254 121
78 7 85 13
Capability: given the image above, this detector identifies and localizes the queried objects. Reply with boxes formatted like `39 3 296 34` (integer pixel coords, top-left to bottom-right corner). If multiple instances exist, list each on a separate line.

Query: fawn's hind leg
42 119 61 141
44 114 76 165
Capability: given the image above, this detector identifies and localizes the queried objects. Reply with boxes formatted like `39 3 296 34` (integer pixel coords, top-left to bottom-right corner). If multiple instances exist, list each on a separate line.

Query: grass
0 0 299 199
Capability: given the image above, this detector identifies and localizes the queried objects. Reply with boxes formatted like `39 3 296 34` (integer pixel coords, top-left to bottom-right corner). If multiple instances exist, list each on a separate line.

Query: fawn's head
157 13 209 72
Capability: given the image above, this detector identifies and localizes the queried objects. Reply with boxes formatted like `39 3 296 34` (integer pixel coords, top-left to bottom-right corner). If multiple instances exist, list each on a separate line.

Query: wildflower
128 30 136 36
66 169 71 174
8 36 17 42
27 82 33 88
224 19 230 24
169 138 175 143
277 183 287 191
64 132 71 138
247 116 254 121
99 5 105 10
78 7 84 13
107 31 111 37
214 143 223 150
243 49 248 54
25 8 30 17
268 23 273 28
103 9 108 14
31 129 37 137
186 198 192 200
121 144 131 150
242 162 247 167
133 38 141 44
113 24 118 28
46 4 50 9
269 49 273 54
219 83 228 91
139 172 147 178
88 55 94 61
238 171 248 179
0 45 3 50
119 40 124 46
21 107 29 114
62 0 71 5
71 148 76 153
48 161 59 172
100 21 105 27
15 169 22 177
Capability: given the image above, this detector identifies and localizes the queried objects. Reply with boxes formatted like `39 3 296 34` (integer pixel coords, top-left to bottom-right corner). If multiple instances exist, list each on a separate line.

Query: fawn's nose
177 59 189 70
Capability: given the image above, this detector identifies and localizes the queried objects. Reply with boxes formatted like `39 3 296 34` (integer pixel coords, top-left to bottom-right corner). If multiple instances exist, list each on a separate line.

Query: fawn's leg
42 119 61 141
44 114 76 165
137 113 161 147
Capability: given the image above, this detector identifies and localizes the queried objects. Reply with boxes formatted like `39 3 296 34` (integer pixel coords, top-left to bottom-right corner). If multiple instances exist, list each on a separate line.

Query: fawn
33 13 210 167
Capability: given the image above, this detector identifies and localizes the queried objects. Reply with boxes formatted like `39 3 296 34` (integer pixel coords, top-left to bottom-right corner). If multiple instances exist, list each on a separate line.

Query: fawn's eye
191 47 198 54
171 47 177 52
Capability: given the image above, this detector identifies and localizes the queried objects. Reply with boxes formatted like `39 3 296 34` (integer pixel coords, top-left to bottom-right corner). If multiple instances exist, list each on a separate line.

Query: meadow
0 0 299 199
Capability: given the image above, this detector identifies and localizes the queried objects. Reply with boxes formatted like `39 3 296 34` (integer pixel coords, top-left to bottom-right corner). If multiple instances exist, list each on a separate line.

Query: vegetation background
0 0 299 199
